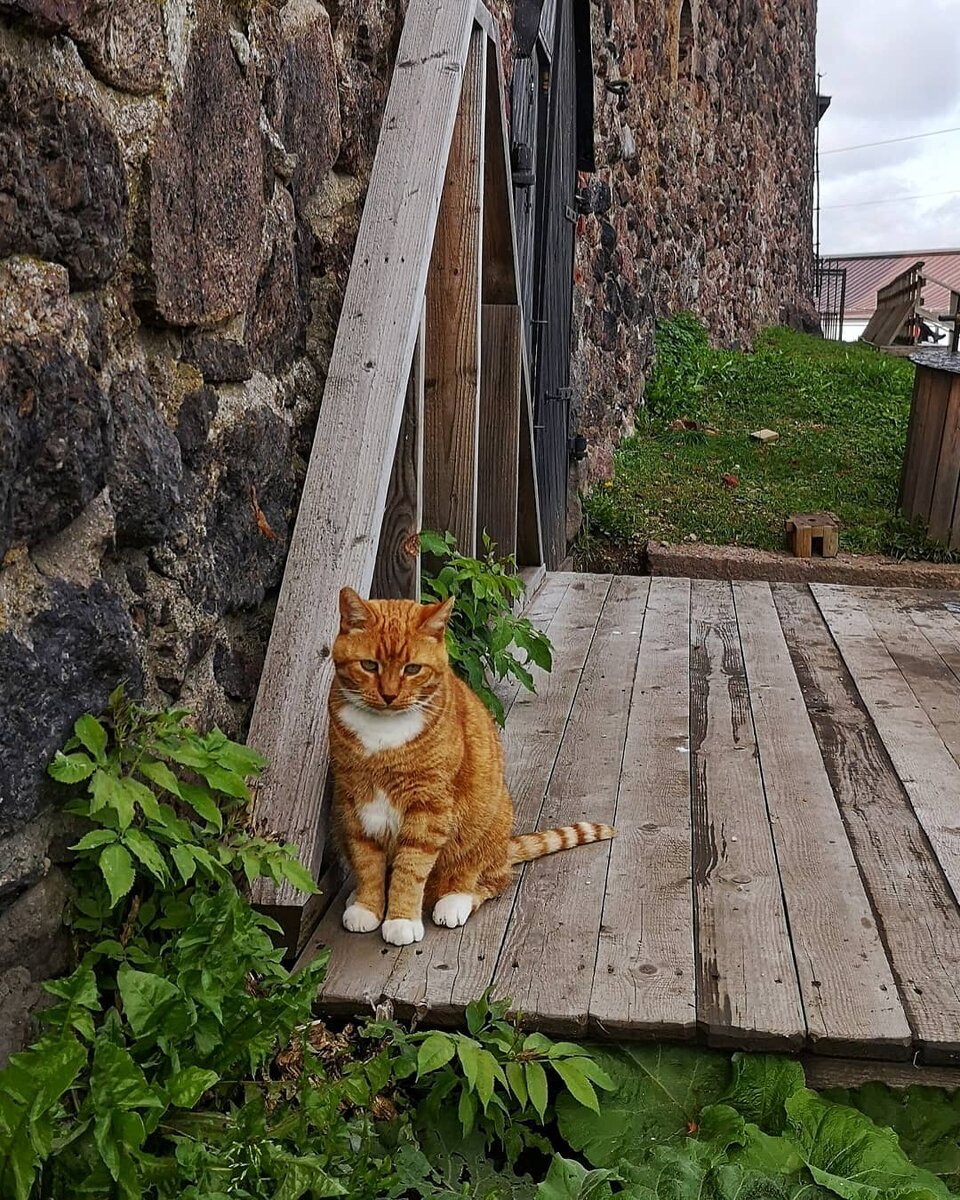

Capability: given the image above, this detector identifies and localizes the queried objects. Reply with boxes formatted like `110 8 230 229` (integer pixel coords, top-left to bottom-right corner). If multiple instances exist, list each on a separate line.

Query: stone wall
569 0 819 513
0 0 410 1063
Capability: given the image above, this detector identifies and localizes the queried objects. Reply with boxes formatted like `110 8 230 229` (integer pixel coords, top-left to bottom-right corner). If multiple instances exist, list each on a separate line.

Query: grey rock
0 867 70 975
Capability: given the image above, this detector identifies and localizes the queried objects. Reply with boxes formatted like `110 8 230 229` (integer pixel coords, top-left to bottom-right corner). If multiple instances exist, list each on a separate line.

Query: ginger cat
329 587 615 947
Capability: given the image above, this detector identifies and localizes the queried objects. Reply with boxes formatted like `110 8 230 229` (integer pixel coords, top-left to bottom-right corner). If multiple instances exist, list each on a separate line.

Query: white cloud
816 0 960 254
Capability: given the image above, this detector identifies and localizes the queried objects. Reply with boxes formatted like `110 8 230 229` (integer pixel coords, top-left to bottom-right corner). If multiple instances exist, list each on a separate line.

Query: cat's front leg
382 799 450 946
340 812 388 934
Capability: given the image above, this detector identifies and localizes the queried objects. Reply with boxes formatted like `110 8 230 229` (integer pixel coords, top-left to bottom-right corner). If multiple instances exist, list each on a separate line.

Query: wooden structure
785 511 839 558
302 577 960 1070
862 260 960 352
900 352 960 549
247 0 545 948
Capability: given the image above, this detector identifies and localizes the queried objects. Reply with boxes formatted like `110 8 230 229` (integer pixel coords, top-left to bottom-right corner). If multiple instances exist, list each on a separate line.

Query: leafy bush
419 530 552 725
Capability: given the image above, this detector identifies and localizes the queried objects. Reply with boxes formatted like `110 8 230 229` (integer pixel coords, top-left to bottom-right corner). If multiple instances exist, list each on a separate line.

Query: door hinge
564 205 577 223
545 388 573 403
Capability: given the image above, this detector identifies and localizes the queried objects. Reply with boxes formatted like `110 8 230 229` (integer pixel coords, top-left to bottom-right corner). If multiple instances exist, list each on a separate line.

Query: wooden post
422 30 487 555
477 304 522 556
372 306 425 600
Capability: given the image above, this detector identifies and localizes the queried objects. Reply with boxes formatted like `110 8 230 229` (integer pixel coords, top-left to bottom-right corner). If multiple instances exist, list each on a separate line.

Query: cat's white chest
358 789 402 842
338 704 424 755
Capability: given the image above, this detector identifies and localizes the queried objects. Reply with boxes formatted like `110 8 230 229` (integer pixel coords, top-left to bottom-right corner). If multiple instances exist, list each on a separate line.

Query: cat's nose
382 693 398 705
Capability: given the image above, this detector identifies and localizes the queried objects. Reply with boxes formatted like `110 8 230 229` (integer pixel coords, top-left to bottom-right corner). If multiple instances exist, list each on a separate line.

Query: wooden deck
299 574 960 1066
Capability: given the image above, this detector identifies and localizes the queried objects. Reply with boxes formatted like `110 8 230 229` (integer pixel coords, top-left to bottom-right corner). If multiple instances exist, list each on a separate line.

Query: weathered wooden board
812 584 960 909
493 575 648 1032
690 579 805 1049
477 305 522 557
775 584 960 1064
423 29 487 555
898 591 960 685
901 370 948 519
733 582 910 1057
314 574 609 1016
246 0 480 943
590 577 696 1039
372 308 425 601
926 380 960 543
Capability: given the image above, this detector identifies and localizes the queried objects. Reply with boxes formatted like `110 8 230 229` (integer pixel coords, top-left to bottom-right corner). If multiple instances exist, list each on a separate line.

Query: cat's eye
403 663 423 676
359 660 379 673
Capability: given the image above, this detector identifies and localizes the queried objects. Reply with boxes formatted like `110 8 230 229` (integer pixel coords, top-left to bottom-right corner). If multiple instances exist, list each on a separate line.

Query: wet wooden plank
812 584 960 908
493 575 648 1033
775 584 960 1064
898 591 960 686
314 574 610 1016
590 577 696 1038
854 587 960 770
734 582 910 1058
690 579 805 1050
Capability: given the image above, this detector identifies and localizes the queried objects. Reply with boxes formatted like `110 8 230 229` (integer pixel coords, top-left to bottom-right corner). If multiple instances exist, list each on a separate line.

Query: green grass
581 315 957 563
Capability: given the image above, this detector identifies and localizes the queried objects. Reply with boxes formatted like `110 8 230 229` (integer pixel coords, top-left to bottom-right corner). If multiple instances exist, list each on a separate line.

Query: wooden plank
926 378 960 544
423 29 487 555
493 575 648 1033
477 305 522 557
372 306 425 600
590 577 696 1039
246 0 479 944
812 584 960 910
900 369 932 514
733 582 910 1057
690 579 805 1050
855 587 960 770
775 584 960 1064
898 591 960 685
803 1056 960 1092
903 371 950 522
314 573 609 1016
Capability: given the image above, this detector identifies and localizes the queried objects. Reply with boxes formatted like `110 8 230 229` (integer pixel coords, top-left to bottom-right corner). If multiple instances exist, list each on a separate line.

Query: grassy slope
581 317 948 561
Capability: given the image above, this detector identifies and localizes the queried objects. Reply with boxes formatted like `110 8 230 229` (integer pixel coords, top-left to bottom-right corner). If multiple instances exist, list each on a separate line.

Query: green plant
419 530 552 725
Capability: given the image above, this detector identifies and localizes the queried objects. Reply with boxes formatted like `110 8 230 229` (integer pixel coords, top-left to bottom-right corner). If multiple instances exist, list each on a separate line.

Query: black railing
816 258 847 341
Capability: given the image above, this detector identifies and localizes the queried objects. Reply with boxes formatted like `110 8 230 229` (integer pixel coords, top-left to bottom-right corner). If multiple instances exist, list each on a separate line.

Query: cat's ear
339 587 372 632
419 596 454 640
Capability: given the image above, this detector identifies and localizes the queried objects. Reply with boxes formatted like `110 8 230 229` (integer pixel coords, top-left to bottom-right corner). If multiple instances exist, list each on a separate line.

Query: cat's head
332 588 455 712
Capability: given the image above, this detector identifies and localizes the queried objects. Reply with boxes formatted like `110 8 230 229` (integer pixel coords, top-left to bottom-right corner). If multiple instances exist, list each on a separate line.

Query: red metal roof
828 250 960 319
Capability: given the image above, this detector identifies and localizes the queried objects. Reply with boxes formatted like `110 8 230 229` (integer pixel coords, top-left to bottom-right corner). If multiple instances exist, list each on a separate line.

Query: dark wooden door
511 0 578 570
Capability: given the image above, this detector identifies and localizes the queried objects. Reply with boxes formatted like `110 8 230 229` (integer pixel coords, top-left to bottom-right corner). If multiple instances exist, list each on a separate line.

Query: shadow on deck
298 573 960 1073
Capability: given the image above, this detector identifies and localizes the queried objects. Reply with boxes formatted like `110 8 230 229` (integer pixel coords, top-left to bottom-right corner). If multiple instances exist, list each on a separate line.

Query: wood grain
246 0 479 941
494 575 648 1033
926 378 960 544
477 305 522 557
733 582 910 1057
423 29 487 555
775 583 960 1064
590 576 696 1039
898 591 960 685
813 584 960 908
690 579 805 1049
372 307 425 600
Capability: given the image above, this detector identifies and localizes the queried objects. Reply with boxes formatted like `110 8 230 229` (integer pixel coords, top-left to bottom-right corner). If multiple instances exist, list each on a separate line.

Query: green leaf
138 758 183 798
458 1084 477 1136
166 1066 219 1107
117 965 180 1037
121 776 161 822
457 1039 481 1093
89 1039 165 1113
98 843 135 907
74 714 108 763
725 1053 806 1134
552 1058 600 1114
177 782 223 830
209 739 265 778
48 750 96 784
170 844 197 884
70 829 118 851
526 1060 549 1121
556 1044 732 1168
198 764 248 800
121 828 168 882
279 854 321 895
506 1060 528 1107
419 528 451 557
89 770 134 828
786 1086 953 1199
474 1048 502 1111
417 1033 457 1078
535 1155 618 1200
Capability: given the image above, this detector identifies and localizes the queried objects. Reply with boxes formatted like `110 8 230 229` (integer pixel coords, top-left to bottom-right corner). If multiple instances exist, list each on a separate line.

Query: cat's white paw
381 917 425 946
343 903 381 933
432 893 474 928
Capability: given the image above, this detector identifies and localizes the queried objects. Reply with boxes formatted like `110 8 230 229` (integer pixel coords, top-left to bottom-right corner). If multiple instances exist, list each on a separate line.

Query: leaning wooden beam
247 0 479 950
422 29 487 556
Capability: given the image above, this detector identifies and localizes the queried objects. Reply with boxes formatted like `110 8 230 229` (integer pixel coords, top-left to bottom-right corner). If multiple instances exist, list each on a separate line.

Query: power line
820 126 960 155
821 188 960 210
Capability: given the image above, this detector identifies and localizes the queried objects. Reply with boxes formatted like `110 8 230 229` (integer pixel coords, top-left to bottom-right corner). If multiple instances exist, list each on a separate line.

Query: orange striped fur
328 588 615 946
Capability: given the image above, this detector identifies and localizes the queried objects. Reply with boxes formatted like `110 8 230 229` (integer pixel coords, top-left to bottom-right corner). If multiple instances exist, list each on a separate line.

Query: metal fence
816 258 847 341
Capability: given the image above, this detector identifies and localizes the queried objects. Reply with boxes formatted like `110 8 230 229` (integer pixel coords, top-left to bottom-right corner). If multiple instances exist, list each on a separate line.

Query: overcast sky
816 0 960 255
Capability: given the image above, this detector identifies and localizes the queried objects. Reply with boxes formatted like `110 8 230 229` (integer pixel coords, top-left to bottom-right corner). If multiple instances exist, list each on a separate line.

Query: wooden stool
785 512 839 558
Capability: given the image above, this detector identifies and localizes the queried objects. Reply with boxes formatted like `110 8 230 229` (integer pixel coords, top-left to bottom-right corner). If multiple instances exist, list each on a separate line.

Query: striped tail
507 821 615 865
